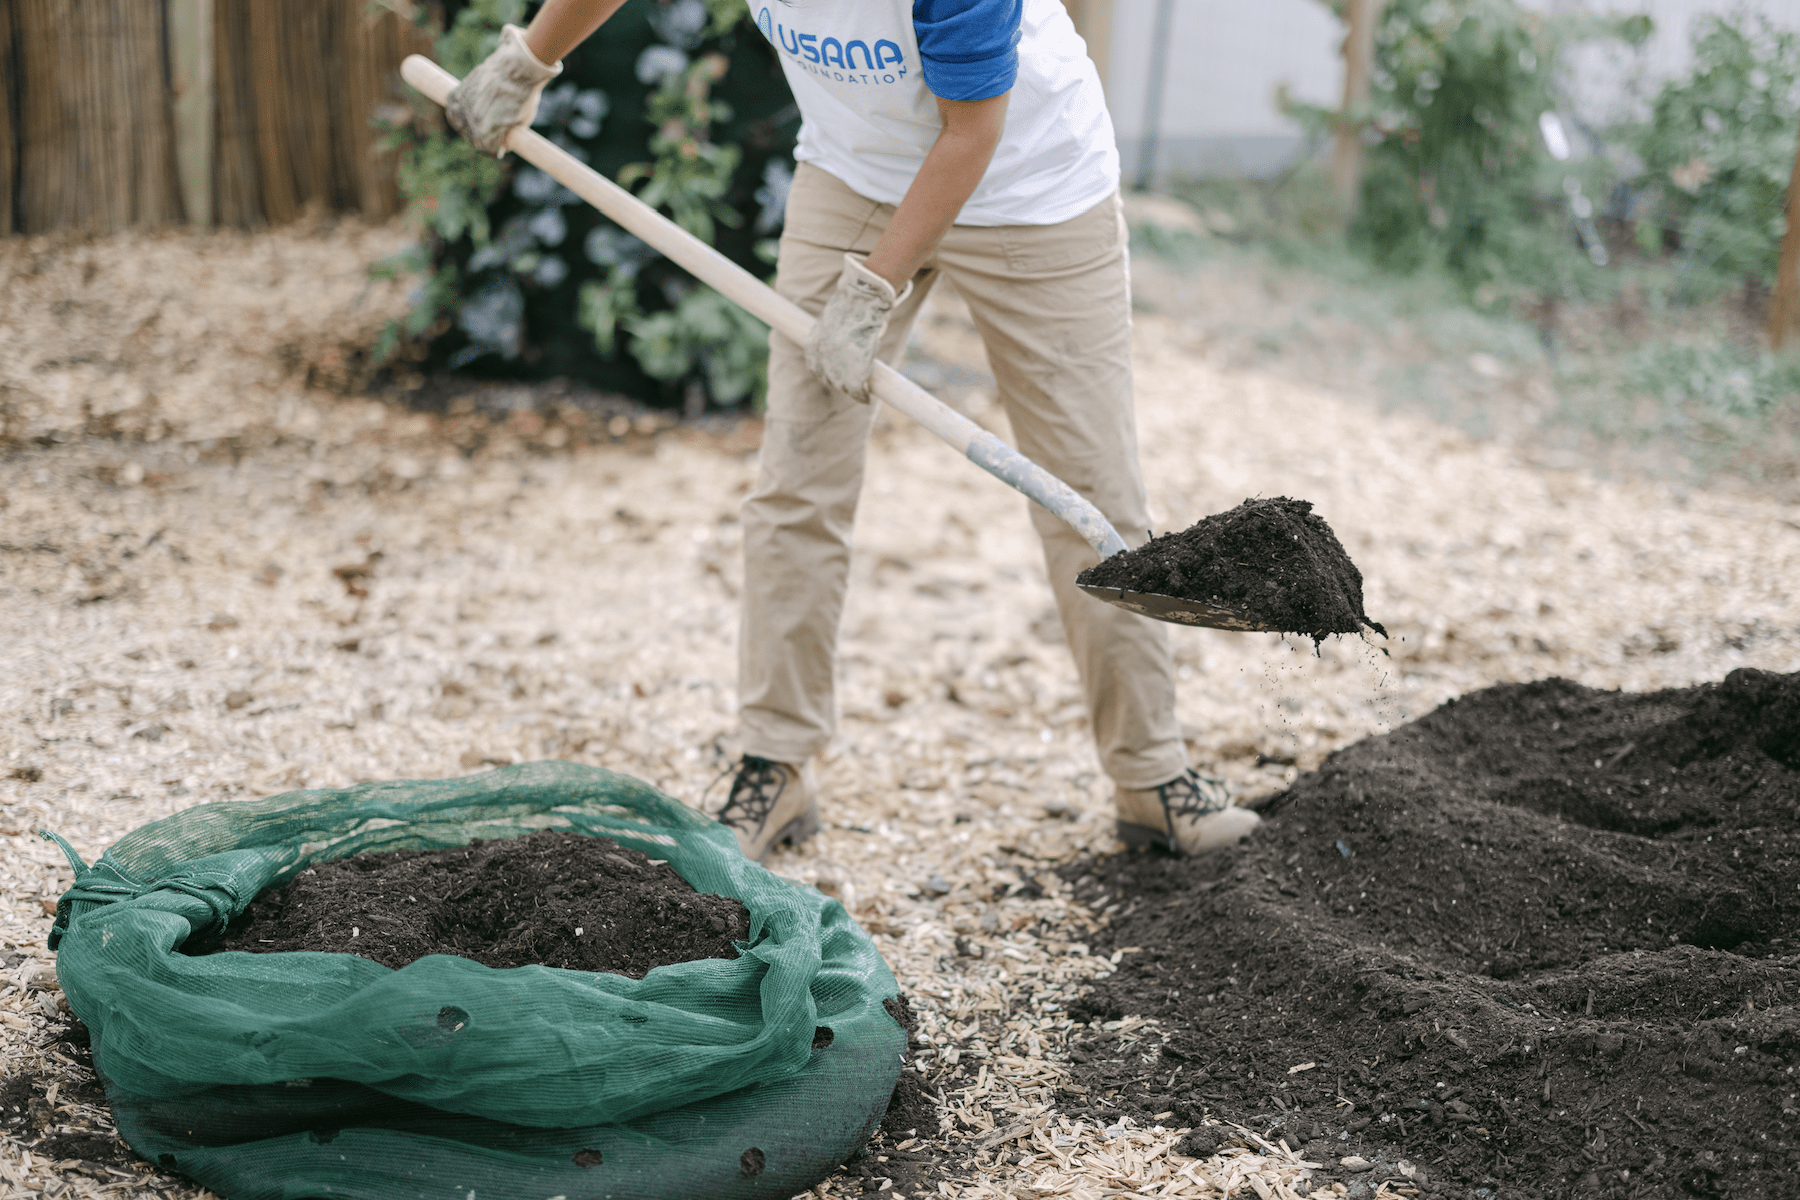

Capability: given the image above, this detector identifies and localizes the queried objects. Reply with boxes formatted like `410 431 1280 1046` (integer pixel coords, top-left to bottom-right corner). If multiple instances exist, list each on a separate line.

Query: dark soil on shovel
184 829 751 975
1076 497 1385 640
1061 667 1800 1200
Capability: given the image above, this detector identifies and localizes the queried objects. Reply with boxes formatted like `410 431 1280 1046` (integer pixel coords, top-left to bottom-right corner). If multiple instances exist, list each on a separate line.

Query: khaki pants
739 163 1186 790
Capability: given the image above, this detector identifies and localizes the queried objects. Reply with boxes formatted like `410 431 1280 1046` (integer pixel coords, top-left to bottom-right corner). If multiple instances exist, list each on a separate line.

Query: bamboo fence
2 0 425 236
1 11 13 235
10 0 182 235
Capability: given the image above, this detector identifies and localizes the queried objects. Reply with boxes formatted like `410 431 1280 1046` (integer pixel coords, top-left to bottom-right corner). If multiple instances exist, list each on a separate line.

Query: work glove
445 24 562 158
804 254 912 403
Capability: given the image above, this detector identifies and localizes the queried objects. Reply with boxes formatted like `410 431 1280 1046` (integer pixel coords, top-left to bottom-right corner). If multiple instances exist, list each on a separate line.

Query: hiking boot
709 756 821 863
1114 767 1261 854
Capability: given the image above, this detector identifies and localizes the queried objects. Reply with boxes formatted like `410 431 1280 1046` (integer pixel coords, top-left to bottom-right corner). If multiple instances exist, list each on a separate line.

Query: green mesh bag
45 761 906 1199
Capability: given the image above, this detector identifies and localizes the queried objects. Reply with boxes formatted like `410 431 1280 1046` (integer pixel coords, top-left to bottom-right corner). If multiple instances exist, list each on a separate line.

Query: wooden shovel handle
400 55 1128 560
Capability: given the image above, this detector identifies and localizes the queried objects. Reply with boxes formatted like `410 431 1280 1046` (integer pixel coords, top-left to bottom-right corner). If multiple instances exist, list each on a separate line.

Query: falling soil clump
185 829 750 976
1077 497 1383 639
1063 667 1800 1199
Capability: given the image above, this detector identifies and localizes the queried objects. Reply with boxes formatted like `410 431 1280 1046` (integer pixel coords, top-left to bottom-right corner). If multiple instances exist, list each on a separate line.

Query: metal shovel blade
1075 583 1285 632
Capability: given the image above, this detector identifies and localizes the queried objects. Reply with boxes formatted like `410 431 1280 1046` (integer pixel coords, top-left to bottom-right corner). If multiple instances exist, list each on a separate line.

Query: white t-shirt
747 0 1119 226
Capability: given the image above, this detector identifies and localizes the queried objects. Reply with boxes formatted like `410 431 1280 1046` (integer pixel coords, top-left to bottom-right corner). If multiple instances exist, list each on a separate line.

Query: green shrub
1633 14 1800 293
1354 0 1648 301
1628 342 1800 421
1299 3 1798 313
1293 1 1648 304
376 0 796 408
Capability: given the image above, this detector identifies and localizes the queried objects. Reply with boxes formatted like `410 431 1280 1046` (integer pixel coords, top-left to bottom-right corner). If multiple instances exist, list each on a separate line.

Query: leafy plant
628 287 769 403
619 51 741 243
1628 342 1800 421
1633 14 1800 292
367 0 519 367
1297 0 1648 303
376 0 797 407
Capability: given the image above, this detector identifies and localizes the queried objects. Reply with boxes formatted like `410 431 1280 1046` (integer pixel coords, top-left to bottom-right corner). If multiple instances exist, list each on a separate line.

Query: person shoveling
426 0 1379 862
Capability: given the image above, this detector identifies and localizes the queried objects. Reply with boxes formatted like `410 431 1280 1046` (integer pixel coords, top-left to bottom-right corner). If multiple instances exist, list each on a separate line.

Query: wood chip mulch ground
3 221 1798 1199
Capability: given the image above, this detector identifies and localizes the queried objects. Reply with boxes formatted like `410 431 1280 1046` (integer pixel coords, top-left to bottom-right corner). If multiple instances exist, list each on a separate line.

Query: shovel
401 56 1274 632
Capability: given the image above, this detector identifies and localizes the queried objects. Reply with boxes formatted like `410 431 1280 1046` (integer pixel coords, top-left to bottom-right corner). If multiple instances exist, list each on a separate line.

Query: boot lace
1157 769 1232 829
713 756 789 835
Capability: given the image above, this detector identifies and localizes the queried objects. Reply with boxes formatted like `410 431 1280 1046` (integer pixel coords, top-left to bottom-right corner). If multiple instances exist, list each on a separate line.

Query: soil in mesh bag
182 830 752 974
44 761 907 1200
1076 496 1385 640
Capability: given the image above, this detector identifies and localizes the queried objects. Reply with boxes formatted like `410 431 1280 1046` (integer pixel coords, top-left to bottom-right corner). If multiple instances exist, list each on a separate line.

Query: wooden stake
1769 119 1800 351
1331 0 1386 223
170 0 215 227
0 8 13 235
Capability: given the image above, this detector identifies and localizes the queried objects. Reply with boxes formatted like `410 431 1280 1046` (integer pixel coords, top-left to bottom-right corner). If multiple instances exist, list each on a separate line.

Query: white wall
1107 0 1343 182
1107 0 1800 182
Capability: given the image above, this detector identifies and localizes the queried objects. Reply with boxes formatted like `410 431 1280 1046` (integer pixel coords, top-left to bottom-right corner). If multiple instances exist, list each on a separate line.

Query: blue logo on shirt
755 7 907 84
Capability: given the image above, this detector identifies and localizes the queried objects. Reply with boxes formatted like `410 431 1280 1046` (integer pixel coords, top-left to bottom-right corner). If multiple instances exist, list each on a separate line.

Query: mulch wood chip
3 224 1798 1199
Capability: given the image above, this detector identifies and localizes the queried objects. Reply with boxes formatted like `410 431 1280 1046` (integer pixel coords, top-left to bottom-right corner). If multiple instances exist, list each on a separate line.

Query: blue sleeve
913 0 1021 102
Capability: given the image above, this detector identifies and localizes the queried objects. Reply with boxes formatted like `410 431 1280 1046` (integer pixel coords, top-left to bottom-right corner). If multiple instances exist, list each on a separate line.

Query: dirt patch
811 992 955 1195
832 1068 950 1196
1076 497 1383 639
184 829 749 975
0 1072 43 1131
35 1131 137 1168
1063 667 1800 1199
3 1065 134 1166
831 1122 948 1196
880 1070 937 1143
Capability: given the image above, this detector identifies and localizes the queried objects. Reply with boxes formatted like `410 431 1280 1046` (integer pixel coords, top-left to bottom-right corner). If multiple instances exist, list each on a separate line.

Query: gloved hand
445 24 562 158
803 254 913 402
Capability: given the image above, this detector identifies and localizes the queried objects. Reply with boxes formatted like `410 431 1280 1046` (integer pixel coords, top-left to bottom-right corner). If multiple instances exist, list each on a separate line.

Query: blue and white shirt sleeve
913 0 1022 102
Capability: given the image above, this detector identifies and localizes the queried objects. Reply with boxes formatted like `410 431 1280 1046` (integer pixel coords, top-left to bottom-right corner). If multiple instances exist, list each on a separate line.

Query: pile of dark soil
1076 497 1383 639
1062 667 1800 1200
184 829 750 976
